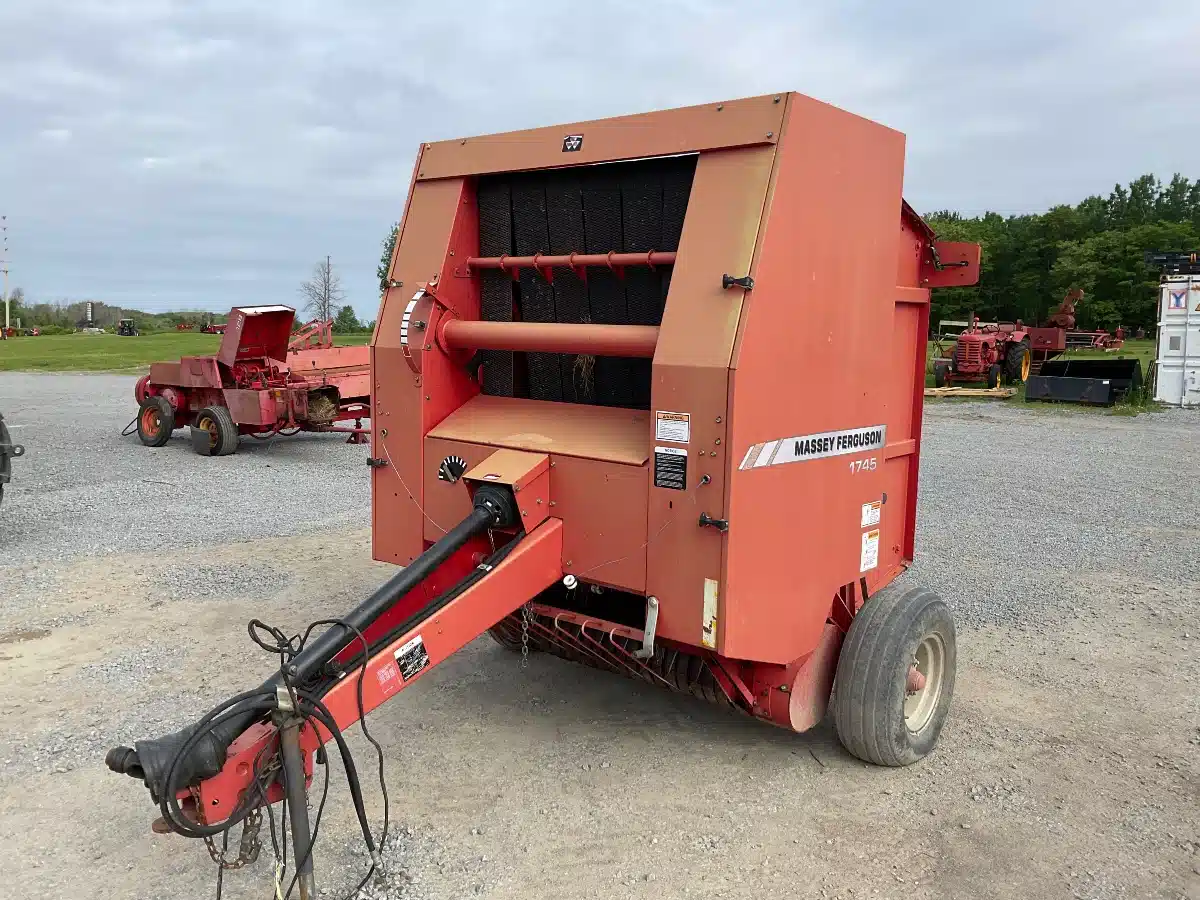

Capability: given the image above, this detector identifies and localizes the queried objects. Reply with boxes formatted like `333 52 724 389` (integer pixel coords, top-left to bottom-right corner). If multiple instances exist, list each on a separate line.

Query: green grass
0 331 373 373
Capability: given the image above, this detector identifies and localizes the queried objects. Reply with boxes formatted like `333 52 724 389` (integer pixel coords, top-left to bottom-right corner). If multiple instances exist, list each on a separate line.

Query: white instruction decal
655 411 691 444
861 500 882 528
701 578 719 649
739 425 886 470
860 529 880 573
394 634 430 681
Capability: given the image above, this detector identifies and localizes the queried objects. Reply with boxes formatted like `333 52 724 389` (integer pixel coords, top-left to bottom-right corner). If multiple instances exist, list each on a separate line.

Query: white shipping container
1155 275 1200 407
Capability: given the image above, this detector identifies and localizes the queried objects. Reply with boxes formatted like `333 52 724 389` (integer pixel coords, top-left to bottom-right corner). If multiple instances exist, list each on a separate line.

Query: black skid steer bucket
1025 358 1144 406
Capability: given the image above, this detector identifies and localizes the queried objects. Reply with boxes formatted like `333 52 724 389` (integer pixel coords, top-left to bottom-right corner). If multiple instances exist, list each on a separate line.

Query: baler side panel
647 147 776 646
723 96 908 664
373 177 470 565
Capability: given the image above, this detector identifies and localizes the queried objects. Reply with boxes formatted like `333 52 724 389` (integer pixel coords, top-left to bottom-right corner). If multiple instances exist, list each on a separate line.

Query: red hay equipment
131 305 370 455
108 93 981 895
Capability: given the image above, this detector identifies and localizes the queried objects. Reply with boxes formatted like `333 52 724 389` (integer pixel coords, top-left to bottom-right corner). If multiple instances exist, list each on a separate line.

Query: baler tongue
106 456 565 896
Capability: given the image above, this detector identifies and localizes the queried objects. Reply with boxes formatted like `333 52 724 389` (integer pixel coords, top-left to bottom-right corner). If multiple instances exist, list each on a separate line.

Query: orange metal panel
550 454 648 593
372 178 469 565
645 146 776 648
722 93 909 664
416 94 785 181
653 147 777 369
429 395 649 465
423 437 648 592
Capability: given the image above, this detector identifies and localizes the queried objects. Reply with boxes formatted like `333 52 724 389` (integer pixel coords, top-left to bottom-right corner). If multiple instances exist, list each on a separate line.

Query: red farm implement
108 92 981 896
131 305 370 456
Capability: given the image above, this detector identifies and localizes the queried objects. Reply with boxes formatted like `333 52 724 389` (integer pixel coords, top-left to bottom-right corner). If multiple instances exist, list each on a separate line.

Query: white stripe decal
753 440 778 467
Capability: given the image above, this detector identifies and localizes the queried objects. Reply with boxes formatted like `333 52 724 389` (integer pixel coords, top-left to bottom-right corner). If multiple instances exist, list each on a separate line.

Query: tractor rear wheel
191 406 239 457
137 396 174 447
1005 341 1031 384
933 362 949 388
831 585 956 766
986 364 1002 389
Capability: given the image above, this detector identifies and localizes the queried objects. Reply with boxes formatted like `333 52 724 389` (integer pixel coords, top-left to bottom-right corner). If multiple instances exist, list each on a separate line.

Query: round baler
106 92 983 895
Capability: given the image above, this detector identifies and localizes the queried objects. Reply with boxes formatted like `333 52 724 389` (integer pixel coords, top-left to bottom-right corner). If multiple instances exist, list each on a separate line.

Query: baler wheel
831 585 956 766
191 406 239 457
986 364 1002 389
1005 341 1031 384
487 620 527 652
136 396 174 447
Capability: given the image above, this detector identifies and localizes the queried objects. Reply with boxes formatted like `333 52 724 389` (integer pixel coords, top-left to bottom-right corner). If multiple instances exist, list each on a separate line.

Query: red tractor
933 316 1033 389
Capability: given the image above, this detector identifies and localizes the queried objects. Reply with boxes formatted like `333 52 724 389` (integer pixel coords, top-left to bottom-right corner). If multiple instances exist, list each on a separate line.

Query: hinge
721 274 754 291
698 513 729 532
367 457 388 468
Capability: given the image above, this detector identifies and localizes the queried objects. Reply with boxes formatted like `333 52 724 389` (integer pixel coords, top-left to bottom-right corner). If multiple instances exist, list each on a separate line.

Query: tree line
924 174 1199 333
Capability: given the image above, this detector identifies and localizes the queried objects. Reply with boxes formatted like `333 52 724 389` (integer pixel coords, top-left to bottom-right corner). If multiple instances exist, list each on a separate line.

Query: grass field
0 331 373 373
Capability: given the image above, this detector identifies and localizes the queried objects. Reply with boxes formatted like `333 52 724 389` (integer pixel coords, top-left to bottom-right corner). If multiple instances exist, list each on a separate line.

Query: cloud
0 0 1197 314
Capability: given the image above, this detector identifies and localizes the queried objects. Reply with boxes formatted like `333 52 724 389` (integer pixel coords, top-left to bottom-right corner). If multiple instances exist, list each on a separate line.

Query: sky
1 0 1198 319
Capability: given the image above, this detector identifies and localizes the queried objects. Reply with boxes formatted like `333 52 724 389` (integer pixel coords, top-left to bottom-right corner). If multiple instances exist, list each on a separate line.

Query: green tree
377 222 400 294
332 304 362 334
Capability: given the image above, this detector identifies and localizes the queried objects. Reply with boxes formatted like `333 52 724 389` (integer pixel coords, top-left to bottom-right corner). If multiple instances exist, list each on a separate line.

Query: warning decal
861 500 882 528
376 661 402 698
394 634 430 681
653 446 687 490
860 529 880 573
740 425 887 470
655 411 690 443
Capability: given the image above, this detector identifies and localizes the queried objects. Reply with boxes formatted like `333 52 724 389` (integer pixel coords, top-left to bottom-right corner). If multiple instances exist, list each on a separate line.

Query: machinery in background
107 93 980 896
1148 250 1200 407
117 318 139 337
131 305 369 456
0 411 24 507
934 289 1137 404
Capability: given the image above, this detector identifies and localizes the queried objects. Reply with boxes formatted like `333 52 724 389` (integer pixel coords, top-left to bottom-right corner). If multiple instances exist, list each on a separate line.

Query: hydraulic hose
106 488 515 805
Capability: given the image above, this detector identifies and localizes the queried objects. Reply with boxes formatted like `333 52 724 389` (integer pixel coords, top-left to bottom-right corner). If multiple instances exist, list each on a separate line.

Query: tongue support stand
276 685 317 900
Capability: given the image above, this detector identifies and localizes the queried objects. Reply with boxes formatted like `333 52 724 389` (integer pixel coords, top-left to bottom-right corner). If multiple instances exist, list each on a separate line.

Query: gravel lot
1 374 1197 900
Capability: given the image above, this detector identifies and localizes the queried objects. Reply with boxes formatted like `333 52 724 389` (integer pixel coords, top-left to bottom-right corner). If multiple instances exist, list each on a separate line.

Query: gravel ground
1 374 1198 900
0 373 370 568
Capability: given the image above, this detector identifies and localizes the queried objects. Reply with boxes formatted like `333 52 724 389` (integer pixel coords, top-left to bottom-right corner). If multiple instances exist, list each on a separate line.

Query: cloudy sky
1 0 1197 319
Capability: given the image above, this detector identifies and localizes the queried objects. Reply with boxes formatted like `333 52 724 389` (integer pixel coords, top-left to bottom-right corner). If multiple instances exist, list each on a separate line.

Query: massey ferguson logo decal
562 134 583 152
739 425 887 470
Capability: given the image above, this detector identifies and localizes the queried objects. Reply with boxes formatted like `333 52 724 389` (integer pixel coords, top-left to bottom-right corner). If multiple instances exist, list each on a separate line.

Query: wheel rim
904 634 946 733
198 415 218 450
140 406 161 439
1021 353 1031 381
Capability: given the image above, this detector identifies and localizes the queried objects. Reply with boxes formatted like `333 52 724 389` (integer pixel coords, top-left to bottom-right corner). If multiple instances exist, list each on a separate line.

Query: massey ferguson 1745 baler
107 93 980 895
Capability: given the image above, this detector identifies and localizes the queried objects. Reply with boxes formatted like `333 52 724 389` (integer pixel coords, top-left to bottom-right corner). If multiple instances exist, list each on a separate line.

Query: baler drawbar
107 92 980 896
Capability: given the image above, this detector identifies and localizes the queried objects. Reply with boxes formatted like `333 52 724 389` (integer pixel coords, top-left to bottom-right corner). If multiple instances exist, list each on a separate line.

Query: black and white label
394 634 430 681
562 134 583 152
654 446 687 490
739 425 887 470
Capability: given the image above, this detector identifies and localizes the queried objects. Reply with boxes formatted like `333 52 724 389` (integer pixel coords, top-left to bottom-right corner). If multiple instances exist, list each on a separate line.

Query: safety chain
520 603 532 668
205 808 263 870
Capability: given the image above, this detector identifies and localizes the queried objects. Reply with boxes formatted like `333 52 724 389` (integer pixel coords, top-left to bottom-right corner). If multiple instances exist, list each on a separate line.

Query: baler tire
1005 341 1031 384
137 396 175 447
831 585 956 767
933 362 949 388
986 364 1002 389
191 405 239 457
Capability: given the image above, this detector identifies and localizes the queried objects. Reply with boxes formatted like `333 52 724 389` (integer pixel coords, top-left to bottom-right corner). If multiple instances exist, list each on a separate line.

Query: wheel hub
903 634 945 733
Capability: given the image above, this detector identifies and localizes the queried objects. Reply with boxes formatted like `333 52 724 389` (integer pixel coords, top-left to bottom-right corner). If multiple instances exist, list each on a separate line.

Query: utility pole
1 216 9 331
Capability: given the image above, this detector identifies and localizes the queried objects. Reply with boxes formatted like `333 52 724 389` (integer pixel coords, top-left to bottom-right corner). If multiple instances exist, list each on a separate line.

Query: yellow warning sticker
861 500 882 528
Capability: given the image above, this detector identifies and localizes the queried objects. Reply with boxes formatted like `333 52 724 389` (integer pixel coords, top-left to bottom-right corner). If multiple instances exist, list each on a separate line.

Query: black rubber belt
477 179 515 397
511 175 562 403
